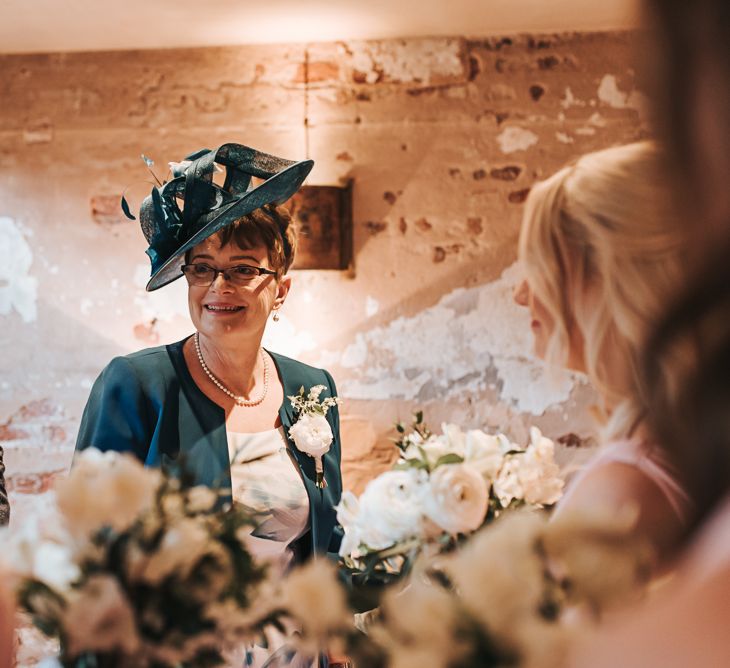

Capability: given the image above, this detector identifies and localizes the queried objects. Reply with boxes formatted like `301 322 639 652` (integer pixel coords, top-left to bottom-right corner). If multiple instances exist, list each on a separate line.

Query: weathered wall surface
0 32 646 515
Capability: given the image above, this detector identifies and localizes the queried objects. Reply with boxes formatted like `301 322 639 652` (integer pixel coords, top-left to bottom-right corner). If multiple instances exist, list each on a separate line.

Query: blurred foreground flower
289 508 652 668
0 449 271 668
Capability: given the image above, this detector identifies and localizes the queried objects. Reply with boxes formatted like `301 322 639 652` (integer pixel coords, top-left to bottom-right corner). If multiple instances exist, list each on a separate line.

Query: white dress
227 427 312 668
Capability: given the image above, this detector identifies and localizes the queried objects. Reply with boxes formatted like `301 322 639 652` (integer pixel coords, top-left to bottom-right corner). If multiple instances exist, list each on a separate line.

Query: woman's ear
274 274 292 310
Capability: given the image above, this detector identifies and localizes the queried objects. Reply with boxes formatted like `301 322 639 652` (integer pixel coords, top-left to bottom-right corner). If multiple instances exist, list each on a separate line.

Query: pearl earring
273 311 280 322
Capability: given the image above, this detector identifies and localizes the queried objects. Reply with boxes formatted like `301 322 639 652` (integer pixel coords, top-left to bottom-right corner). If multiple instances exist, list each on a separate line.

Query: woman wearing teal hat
76 143 344 666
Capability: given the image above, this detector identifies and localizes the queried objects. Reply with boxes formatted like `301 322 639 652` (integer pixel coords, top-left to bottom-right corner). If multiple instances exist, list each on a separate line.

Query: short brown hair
189 203 297 275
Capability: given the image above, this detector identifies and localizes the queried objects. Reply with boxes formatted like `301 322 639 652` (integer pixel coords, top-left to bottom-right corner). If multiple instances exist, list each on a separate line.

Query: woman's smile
203 301 247 315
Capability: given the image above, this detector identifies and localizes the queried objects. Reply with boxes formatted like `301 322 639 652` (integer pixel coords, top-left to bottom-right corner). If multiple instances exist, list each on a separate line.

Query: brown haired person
76 143 343 667
569 1 730 665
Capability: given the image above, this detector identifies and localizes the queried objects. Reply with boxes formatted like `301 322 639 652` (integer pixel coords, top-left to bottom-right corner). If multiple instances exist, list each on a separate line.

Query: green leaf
434 453 465 467
392 458 428 473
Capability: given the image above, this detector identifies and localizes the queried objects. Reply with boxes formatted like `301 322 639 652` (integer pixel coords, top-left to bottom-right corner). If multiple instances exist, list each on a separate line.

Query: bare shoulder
568 461 667 509
557 461 685 556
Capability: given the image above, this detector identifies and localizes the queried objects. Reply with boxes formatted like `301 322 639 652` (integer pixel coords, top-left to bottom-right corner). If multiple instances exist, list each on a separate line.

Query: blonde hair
518 142 684 439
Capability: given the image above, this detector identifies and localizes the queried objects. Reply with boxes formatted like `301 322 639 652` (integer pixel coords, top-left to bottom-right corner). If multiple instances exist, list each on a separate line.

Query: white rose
464 430 505 481
356 469 427 549
422 464 489 535
289 413 333 458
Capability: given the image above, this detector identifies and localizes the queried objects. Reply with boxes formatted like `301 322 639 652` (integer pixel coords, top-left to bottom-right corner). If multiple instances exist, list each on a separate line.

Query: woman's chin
197 312 259 337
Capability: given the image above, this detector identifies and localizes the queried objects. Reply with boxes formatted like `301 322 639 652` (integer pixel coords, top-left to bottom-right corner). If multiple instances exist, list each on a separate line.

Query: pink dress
556 438 692 525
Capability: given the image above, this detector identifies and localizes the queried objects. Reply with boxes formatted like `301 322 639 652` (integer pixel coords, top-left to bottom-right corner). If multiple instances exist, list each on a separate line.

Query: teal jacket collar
166 339 342 557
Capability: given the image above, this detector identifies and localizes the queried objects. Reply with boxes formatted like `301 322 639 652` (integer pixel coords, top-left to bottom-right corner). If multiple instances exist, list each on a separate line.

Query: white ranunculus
417 434 459 468
464 430 505 481
335 491 363 557
355 469 427 550
422 464 489 535
518 428 564 505
441 423 467 451
493 457 525 507
493 428 564 507
289 413 333 458
63 575 140 657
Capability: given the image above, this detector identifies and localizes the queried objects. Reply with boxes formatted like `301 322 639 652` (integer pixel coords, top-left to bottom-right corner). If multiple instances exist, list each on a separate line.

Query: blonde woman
513 141 691 560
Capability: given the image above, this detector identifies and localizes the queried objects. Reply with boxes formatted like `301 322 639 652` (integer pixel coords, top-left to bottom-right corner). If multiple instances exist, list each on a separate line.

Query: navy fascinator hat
126 142 313 291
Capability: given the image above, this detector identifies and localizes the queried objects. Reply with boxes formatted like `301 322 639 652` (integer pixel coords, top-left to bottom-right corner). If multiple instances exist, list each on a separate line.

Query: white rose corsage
288 385 340 489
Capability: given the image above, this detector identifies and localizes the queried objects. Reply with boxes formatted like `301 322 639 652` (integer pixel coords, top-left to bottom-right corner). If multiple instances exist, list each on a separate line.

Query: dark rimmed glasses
181 263 277 287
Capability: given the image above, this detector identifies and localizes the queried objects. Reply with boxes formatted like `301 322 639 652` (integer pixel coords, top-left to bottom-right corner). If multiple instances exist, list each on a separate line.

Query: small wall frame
284 181 353 272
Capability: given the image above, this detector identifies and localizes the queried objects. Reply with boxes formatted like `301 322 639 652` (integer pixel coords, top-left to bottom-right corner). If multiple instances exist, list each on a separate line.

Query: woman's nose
513 279 529 307
210 270 233 291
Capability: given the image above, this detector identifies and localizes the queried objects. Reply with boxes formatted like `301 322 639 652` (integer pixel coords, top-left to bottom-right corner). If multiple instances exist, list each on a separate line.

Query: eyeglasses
181 263 277 287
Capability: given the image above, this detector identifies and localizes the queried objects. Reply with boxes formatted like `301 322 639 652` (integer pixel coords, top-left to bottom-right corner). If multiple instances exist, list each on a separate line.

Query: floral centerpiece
337 413 565 584
0 449 273 668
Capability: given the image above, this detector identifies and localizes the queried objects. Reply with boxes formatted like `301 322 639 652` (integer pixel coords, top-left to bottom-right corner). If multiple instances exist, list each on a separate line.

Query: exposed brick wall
0 32 644 502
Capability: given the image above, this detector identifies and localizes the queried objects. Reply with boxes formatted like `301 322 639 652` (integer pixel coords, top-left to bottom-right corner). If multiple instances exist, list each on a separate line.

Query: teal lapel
269 351 331 554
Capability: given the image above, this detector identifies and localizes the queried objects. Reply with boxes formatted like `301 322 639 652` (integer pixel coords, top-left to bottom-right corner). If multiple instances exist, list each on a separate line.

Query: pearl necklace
194 332 269 407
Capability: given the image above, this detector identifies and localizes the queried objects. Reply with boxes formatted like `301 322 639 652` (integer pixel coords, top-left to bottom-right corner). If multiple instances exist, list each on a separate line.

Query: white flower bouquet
0 449 272 668
370 510 652 667
287 509 653 668
337 413 565 584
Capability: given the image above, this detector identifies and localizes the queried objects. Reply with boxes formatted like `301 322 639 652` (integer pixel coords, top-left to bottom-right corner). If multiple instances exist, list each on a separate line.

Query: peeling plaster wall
0 32 645 508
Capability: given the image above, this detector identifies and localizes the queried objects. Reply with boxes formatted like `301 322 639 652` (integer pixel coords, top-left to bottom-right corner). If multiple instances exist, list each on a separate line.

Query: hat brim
145 159 314 291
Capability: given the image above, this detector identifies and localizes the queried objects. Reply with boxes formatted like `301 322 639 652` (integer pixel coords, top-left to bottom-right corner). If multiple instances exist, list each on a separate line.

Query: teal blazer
75 337 343 562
